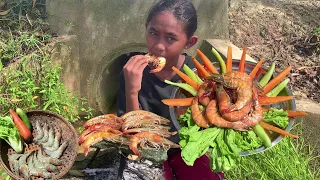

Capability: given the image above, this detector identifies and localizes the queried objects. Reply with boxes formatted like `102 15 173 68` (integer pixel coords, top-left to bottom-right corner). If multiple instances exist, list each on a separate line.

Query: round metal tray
0 110 79 179
169 60 295 156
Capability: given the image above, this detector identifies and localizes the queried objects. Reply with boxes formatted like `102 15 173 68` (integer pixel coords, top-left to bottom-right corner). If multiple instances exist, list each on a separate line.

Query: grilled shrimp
197 82 214 106
206 100 250 131
216 85 251 122
190 96 210 128
123 127 175 138
33 121 44 141
81 131 127 156
208 71 253 113
83 114 123 128
129 132 180 157
121 110 170 130
78 127 122 145
241 88 263 127
145 53 166 73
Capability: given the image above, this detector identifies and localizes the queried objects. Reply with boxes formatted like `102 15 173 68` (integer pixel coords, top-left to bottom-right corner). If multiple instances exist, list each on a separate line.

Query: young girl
117 0 224 179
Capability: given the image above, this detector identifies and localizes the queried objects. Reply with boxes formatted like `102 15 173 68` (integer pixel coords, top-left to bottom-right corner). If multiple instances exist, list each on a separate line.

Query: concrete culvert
94 51 147 115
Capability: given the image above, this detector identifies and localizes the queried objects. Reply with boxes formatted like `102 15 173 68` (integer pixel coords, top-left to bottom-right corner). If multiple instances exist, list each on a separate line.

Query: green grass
225 123 320 180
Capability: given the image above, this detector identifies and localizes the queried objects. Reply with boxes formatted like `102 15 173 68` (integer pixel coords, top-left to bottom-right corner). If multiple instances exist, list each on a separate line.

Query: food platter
169 60 296 156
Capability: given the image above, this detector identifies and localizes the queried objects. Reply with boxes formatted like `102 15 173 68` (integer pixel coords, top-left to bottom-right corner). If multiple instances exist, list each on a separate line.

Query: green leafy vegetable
0 116 24 153
263 108 289 129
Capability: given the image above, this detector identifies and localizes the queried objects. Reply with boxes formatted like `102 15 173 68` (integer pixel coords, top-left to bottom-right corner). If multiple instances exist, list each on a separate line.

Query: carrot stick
226 45 232 72
191 56 211 78
196 49 219 74
262 66 292 94
259 121 298 139
162 98 193 106
259 96 294 105
287 110 308 117
249 57 264 79
238 46 247 72
172 66 200 90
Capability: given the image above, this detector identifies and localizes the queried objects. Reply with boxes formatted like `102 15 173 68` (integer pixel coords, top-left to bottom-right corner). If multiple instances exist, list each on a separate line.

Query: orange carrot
262 66 292 94
259 96 294 105
287 110 308 117
162 98 193 107
238 46 247 72
226 45 232 72
191 56 211 78
196 49 219 74
172 66 200 90
249 57 264 79
259 121 298 139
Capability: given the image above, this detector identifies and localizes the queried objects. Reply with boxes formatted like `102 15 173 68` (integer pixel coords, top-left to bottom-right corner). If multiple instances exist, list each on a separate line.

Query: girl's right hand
123 55 148 94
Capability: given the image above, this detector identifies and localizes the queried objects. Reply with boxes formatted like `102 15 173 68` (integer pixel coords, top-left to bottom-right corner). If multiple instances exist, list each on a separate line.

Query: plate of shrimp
163 47 306 157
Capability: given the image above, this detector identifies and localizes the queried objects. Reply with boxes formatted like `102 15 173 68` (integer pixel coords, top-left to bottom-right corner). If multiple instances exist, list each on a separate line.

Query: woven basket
0 110 78 180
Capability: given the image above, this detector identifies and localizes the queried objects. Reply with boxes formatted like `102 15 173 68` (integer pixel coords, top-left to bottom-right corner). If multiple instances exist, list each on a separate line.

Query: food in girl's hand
161 46 307 172
145 53 166 73
78 110 179 158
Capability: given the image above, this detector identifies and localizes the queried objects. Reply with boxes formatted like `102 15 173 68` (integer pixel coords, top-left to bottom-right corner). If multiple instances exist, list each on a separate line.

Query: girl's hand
123 55 148 94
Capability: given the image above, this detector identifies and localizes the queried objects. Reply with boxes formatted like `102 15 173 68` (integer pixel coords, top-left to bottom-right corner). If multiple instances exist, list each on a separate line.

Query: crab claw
145 53 166 73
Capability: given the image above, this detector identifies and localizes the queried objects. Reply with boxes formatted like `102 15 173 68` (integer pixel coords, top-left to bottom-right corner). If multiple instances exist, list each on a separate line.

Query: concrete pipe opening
95 51 146 115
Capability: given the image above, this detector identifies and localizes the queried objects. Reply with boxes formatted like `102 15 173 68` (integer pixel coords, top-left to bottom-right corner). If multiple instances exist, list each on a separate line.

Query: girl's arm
123 55 148 112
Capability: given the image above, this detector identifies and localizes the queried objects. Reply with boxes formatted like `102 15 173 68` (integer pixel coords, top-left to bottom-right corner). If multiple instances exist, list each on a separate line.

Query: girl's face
146 12 190 63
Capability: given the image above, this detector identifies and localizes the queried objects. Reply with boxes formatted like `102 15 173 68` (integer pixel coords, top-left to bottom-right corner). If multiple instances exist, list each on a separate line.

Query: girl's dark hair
146 0 198 38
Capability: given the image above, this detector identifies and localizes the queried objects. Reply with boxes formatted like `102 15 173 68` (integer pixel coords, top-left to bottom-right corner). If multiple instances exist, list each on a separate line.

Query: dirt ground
229 0 320 102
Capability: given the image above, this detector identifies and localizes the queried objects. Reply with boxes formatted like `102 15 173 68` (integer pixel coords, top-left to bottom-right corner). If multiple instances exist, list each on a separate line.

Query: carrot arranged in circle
249 57 264 79
287 110 308 117
196 49 219 74
162 98 193 107
172 66 200 90
226 45 233 72
259 121 298 139
262 66 292 94
191 56 211 78
238 46 247 73
258 96 294 105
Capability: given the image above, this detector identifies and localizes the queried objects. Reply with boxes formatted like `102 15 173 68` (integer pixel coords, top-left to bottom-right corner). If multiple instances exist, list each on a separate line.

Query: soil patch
229 0 320 102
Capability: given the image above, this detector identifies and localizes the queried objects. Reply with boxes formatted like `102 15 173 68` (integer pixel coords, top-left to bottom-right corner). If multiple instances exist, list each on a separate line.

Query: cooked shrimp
145 53 166 73
129 132 180 157
81 131 128 156
83 114 123 128
208 71 253 113
216 85 251 122
197 82 214 106
191 96 210 128
241 88 263 127
123 127 175 138
78 126 122 145
206 100 250 131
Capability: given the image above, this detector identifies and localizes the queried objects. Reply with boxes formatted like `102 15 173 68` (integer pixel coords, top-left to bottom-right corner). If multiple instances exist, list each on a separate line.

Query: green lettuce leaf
263 108 289 129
